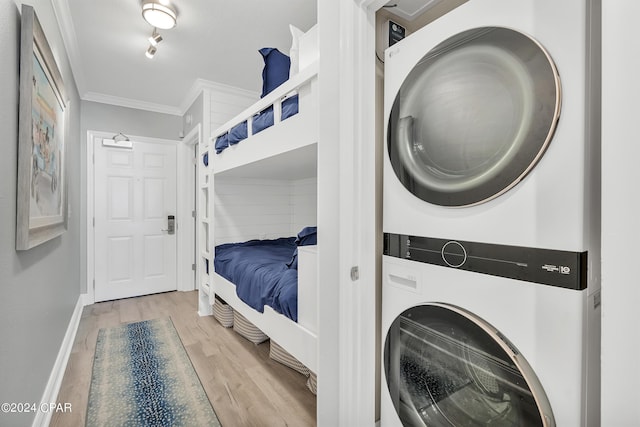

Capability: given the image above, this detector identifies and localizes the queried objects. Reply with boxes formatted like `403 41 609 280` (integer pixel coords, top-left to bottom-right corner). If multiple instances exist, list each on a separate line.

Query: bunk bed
199 25 319 376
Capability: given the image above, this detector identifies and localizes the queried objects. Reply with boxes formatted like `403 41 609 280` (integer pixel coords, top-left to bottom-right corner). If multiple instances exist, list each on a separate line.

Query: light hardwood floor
50 291 316 427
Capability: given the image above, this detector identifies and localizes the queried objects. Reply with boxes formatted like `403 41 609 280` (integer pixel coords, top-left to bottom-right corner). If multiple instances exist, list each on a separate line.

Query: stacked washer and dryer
381 0 601 426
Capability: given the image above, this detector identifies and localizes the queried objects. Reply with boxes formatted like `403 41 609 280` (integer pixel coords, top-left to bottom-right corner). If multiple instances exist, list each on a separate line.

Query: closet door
94 139 177 302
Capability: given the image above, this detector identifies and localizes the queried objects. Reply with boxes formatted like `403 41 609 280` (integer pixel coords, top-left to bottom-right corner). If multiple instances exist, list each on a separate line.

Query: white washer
381 0 600 426
381 256 600 427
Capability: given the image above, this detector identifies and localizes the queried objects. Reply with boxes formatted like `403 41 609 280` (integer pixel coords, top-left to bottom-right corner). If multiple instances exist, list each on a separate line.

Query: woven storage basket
306 372 317 395
233 311 269 344
212 296 234 328
269 341 310 377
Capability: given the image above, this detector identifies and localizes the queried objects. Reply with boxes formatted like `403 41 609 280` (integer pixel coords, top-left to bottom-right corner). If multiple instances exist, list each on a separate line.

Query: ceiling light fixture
142 0 177 30
148 29 163 46
145 45 157 59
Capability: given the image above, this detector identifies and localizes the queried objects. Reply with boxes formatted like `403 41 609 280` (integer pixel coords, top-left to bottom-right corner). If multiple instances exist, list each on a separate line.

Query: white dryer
381 0 601 426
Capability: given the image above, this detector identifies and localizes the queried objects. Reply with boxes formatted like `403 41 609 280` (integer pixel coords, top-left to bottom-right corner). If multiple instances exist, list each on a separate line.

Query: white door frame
86 130 192 305
177 124 200 293
317 1 384 425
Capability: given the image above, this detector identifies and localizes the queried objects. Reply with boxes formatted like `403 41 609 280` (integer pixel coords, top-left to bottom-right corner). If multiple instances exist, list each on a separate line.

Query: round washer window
384 303 555 426
387 27 561 207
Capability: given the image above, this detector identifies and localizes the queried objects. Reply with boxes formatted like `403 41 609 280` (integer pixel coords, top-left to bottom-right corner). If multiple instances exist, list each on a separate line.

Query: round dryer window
387 27 561 207
384 303 555 426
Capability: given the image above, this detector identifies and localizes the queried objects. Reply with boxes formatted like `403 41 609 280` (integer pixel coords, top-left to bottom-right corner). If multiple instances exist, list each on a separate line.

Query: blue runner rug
86 318 221 426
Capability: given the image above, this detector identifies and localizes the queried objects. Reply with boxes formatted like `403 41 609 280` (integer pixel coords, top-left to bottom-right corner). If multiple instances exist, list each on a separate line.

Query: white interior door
94 138 177 302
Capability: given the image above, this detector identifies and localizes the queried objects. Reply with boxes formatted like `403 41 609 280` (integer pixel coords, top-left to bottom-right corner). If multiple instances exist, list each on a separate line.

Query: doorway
86 131 195 303
93 137 177 301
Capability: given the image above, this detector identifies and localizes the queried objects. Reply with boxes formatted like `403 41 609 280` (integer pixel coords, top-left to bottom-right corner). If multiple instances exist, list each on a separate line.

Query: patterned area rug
86 318 221 426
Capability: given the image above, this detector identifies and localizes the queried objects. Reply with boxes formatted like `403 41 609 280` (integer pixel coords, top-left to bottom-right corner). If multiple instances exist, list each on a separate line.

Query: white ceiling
53 0 317 115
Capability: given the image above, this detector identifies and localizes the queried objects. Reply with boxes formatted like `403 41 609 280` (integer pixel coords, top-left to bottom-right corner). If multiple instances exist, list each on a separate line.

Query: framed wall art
16 5 69 250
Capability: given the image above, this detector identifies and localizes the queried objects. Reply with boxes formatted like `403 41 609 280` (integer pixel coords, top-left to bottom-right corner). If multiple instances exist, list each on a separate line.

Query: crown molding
179 78 258 115
51 0 86 96
83 78 258 117
51 0 257 118
83 92 183 116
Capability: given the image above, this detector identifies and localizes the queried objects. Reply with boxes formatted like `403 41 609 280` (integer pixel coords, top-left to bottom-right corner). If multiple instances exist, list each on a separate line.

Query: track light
145 45 157 59
142 0 177 30
148 29 163 47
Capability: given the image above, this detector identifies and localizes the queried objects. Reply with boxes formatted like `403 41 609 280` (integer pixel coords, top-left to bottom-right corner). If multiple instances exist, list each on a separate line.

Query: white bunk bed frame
213 62 318 177
204 60 319 373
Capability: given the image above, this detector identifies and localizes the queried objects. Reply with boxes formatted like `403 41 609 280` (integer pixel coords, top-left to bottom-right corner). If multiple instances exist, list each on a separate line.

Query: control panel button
441 241 467 268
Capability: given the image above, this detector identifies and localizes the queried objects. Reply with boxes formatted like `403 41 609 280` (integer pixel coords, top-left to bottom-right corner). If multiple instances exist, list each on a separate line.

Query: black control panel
384 233 587 290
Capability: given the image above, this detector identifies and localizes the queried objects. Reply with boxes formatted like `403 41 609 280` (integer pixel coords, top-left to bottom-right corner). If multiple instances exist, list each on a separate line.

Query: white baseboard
32 294 87 427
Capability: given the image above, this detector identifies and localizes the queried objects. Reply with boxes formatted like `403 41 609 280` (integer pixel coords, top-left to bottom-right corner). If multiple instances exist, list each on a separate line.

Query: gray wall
0 1 81 426
79 101 182 293
81 101 182 141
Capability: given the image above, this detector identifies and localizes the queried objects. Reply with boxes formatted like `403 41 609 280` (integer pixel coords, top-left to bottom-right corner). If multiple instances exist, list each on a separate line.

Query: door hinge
192 263 196 271
93 217 95 227
192 210 196 218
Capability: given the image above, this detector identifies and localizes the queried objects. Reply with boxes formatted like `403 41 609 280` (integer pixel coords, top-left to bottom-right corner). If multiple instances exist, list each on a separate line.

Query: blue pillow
295 226 317 246
259 48 290 98
287 226 317 269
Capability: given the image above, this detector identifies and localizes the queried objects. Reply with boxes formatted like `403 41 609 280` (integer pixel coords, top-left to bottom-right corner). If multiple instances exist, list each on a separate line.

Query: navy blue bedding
214 95 299 154
252 95 300 135
214 237 300 321
214 134 229 154
228 121 248 146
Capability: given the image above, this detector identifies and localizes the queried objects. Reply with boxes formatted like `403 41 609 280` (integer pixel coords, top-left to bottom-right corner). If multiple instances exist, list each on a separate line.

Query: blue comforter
214 237 299 321
214 95 299 154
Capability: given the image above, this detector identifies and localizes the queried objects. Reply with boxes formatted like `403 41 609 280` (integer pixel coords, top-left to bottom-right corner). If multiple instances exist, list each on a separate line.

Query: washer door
387 27 561 207
384 303 555 427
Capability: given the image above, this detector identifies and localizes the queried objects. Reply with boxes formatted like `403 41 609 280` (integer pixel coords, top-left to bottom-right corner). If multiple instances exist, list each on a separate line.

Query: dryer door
384 303 555 427
387 27 561 207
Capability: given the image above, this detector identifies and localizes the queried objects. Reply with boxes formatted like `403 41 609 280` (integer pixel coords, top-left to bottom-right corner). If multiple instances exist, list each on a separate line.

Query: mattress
214 237 300 321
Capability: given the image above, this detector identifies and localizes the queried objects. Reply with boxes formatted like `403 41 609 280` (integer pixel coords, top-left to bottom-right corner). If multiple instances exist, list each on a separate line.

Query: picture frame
16 5 69 250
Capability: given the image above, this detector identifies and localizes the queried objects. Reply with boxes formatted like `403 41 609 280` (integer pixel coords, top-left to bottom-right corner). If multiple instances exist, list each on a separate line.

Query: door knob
162 215 175 234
